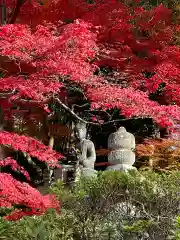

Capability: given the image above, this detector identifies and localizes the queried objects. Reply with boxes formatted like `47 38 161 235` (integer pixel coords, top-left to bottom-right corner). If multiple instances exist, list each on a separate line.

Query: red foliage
87 85 180 127
1 1 179 128
0 157 30 180
0 131 63 167
0 0 180 126
0 173 59 220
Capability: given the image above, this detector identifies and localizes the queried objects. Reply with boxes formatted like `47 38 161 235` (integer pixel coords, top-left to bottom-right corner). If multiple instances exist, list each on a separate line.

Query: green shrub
1 170 180 240
50 170 180 239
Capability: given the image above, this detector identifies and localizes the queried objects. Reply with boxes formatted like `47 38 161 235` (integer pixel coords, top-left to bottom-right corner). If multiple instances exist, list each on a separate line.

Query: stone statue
106 126 136 172
75 122 97 179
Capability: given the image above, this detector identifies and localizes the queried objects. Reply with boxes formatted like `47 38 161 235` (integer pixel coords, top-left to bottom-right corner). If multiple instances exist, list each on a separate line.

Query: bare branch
0 91 150 125
72 103 112 119
54 97 89 124
0 90 16 97
84 109 112 119
54 97 149 126
71 103 89 112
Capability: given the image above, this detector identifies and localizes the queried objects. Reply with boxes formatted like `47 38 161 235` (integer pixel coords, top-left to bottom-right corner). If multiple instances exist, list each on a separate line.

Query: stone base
106 164 137 173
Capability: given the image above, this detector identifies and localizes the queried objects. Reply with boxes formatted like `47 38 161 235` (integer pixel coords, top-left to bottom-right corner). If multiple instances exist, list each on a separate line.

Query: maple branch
54 98 89 124
54 98 148 126
71 103 89 111
85 109 112 119
72 103 112 119
0 90 15 97
14 98 44 104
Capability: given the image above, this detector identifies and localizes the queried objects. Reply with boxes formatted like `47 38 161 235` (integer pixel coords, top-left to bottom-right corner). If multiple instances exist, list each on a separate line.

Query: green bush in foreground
1 170 180 239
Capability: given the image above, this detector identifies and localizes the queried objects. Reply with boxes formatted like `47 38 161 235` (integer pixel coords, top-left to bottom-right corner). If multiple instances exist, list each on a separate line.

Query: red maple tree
1 0 179 126
0 0 179 219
